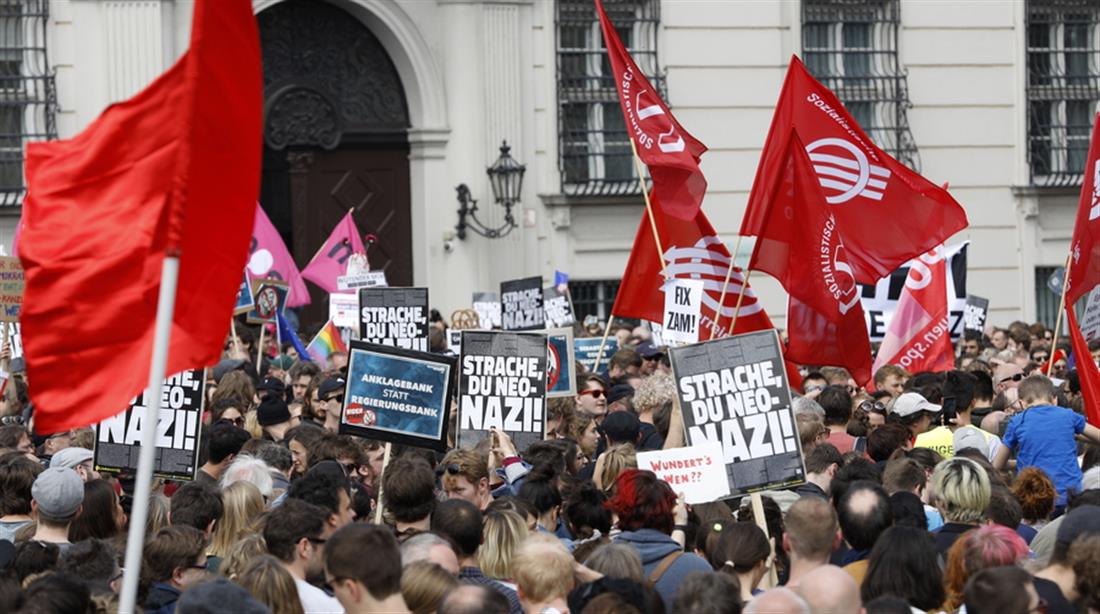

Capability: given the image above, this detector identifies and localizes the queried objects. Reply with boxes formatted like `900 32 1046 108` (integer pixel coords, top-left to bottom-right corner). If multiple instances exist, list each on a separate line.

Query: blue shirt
1002 405 1086 506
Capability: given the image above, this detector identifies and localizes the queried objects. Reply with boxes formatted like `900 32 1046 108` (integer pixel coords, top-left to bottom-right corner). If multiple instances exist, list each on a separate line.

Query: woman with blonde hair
594 443 637 492
401 561 459 614
219 533 268 581
235 554 304 614
478 510 529 587
209 481 265 574
564 413 599 463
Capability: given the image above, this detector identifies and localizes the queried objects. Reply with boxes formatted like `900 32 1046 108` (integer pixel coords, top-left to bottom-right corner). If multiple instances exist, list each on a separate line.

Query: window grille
556 0 661 197
1026 0 1100 187
569 279 622 323
0 0 56 208
801 0 920 171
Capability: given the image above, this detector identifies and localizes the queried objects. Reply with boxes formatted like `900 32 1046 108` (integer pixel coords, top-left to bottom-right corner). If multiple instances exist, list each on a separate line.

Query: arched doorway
258 0 412 327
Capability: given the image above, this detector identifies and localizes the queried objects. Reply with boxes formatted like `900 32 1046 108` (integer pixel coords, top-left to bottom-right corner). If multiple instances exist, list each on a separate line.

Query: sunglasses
999 373 1025 384
339 461 360 475
803 384 826 394
859 400 887 414
1033 354 1049 363
324 394 345 404
579 389 606 399
437 463 462 477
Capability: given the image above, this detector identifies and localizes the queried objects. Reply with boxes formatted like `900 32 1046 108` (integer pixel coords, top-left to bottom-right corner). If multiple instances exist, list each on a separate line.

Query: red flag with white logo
742 56 968 284
871 245 955 375
1065 115 1100 427
748 130 873 385
595 0 707 220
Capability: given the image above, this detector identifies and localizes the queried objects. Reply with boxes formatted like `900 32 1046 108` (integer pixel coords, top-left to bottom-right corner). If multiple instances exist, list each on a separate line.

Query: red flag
301 210 366 294
1067 115 1100 305
1067 309 1100 427
742 56 968 283
19 0 262 433
595 0 707 220
871 245 955 375
748 130 873 385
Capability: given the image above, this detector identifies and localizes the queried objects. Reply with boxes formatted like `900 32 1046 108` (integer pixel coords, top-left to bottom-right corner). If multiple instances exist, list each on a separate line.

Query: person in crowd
836 480 893 582
780 496 839 588
254 440 294 497
797 564 861 614
431 498 522 613
633 373 675 436
316 376 347 432
889 391 941 442
1034 504 1100 611
170 481 224 540
401 560 458 614
307 433 364 476
932 456 992 555
68 478 125 542
285 424 323 478
942 523 1030 611
287 466 356 533
438 584 510 614
141 525 210 614
440 448 493 511
562 481 611 550
744 587 810 614
818 385 863 454
0 452 42 542
607 469 711 609
994 374 1100 512
48 446 99 482
234 554 305 614
400 531 461 574
385 456 437 541
263 498 342 614
207 480 263 574
511 534 574 614
1012 466 1057 539
593 442 636 492
517 464 564 536
671 571 742 614
29 466 84 549
256 395 297 442
583 542 646 583
289 361 321 403
17 573 94 614
220 454 274 500
607 348 641 383
1068 534 1100 614
210 398 246 428
479 510 527 586
564 412 599 466
861 526 945 612
176 578 270 614
711 521 769 602
59 537 123 595
795 443 841 500
801 372 828 398
873 364 909 398
197 421 251 485
964 566 1044 614
867 422 912 463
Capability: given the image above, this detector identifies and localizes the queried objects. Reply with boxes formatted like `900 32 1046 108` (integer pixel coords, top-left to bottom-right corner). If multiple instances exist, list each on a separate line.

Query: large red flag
871 245 955 375
1065 114 1100 427
19 0 262 433
742 56 968 284
748 130 873 385
1067 309 1100 427
301 210 366 294
595 0 707 220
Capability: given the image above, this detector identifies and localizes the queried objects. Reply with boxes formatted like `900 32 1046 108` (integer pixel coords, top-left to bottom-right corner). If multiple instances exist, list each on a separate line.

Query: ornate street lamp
455 141 526 240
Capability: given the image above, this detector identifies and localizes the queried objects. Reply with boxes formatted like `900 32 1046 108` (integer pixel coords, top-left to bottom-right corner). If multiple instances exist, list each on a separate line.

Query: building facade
1 0 1098 330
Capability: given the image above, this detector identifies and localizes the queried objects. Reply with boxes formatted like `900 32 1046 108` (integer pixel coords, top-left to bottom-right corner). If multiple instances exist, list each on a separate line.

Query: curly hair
1011 467 1056 524
632 373 675 415
1069 534 1100 613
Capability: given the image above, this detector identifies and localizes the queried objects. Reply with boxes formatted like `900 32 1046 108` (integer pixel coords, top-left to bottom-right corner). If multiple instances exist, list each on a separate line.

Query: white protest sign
662 278 704 346
1081 286 1100 342
329 292 359 328
636 443 730 504
338 271 388 291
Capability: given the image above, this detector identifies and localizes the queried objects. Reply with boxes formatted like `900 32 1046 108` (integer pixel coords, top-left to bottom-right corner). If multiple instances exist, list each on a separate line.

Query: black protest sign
359 287 429 351
670 330 805 497
458 330 547 451
501 277 545 331
472 292 501 329
963 295 989 332
93 369 206 481
543 287 575 328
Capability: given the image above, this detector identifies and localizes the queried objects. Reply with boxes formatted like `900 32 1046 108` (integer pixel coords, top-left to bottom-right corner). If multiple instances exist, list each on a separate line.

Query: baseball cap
269 355 296 371
213 359 247 383
256 377 285 394
1056 504 1100 545
891 392 941 418
597 411 641 444
31 467 84 518
318 377 346 399
635 342 663 359
49 447 94 470
256 396 292 427
606 384 634 405
952 427 989 457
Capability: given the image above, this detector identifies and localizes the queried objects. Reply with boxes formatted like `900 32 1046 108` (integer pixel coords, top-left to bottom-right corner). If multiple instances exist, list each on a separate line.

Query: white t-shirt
294 578 343 614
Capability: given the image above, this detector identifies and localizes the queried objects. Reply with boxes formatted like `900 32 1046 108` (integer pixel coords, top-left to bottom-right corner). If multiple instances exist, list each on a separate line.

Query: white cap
891 392 941 418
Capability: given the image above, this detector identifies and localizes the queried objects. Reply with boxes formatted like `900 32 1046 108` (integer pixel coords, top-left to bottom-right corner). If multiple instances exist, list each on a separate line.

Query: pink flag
301 210 366 293
249 204 310 307
872 244 955 377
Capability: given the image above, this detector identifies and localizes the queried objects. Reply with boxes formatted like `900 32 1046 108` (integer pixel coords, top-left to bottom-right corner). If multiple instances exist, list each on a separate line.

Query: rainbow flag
306 318 347 363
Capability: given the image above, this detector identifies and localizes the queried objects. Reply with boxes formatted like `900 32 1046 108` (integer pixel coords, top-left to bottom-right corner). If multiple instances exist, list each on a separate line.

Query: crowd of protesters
0 314 1098 614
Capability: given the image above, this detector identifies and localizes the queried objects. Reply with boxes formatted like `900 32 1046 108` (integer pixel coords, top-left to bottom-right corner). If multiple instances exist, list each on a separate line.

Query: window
801 0 920 171
0 0 56 207
569 279 622 323
1026 0 1100 186
1035 266 1062 328
556 0 661 197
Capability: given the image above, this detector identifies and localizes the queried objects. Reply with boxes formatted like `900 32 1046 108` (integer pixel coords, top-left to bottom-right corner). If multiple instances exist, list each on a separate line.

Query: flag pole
710 234 745 340
373 442 392 524
592 316 616 374
256 323 266 373
629 140 669 279
727 268 754 335
1048 254 1072 377
119 255 180 614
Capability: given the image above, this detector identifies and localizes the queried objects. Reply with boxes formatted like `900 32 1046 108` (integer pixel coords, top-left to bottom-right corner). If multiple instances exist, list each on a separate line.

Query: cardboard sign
963 294 989 333
501 277 545 331
1082 286 1100 343
339 341 454 451
358 287 429 351
458 330 547 450
662 278 704 346
329 292 359 328
575 337 618 377
447 329 462 355
544 287 575 328
0 257 23 323
547 328 576 398
247 278 289 324
338 271 388 291
670 330 805 497
93 369 206 481
233 271 253 315
637 443 731 505
861 242 968 342
472 292 502 329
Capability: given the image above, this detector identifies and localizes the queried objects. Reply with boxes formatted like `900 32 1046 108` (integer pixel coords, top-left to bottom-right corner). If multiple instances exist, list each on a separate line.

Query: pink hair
944 524 1030 609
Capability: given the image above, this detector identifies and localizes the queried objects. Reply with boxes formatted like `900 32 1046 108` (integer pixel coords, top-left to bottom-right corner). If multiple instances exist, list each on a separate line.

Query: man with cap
915 371 1003 462
605 384 634 414
256 376 286 402
30 466 84 550
49 446 99 482
890 391 941 443
317 376 347 433
635 342 667 376
212 358 247 385
267 354 296 385
1034 505 1100 613
257 395 297 442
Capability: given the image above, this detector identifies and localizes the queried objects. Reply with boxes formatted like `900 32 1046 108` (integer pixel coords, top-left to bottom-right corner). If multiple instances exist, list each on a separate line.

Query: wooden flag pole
256 323 266 371
727 268 754 335
710 234 745 340
750 491 778 588
1048 254 1073 377
592 316 616 374
373 442 393 524
629 139 669 280
229 317 240 356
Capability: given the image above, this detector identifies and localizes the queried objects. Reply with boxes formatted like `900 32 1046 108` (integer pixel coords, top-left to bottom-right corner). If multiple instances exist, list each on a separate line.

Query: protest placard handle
750 492 778 588
373 442 392 525
230 317 240 355
1048 254 1072 377
629 139 669 280
592 316 615 374
256 323 265 373
709 234 744 341
726 268 754 336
